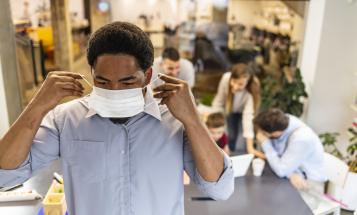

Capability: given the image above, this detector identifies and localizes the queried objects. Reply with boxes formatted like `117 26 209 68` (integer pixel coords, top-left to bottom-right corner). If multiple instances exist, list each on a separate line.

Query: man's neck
109 118 130 124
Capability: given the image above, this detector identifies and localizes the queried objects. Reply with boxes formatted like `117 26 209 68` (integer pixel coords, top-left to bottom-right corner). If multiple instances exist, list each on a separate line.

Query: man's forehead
162 58 180 65
95 54 140 70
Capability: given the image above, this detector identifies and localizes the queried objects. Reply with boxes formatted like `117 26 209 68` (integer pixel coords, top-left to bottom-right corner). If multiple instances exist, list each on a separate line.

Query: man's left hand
153 74 198 125
289 173 308 190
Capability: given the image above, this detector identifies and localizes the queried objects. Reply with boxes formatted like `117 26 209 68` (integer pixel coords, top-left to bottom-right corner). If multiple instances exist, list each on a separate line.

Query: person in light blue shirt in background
254 108 326 191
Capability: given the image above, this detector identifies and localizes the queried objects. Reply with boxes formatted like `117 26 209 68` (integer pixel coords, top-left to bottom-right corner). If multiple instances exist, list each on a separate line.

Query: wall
69 0 85 19
0 0 23 133
301 0 357 149
227 0 306 41
227 0 261 29
0 56 10 137
10 0 85 26
110 0 180 27
299 0 326 93
290 11 305 44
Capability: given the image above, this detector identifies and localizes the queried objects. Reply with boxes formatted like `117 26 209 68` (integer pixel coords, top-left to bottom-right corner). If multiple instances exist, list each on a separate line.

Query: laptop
230 154 254 177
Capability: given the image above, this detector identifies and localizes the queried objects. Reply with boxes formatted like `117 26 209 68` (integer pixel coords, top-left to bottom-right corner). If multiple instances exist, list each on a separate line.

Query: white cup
252 158 265 176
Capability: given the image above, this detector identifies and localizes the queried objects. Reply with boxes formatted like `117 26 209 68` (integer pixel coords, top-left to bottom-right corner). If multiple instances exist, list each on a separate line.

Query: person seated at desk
151 47 195 88
0 22 234 215
254 108 326 192
206 112 230 155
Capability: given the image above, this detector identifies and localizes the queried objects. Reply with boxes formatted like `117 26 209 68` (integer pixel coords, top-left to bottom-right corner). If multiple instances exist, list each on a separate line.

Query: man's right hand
0 71 84 170
30 71 84 114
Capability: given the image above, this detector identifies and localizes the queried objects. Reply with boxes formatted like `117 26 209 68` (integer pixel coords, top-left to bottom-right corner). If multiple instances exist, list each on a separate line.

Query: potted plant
260 67 308 117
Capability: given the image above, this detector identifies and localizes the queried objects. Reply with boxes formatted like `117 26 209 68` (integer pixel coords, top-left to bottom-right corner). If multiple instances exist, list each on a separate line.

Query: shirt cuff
194 153 234 200
0 154 32 187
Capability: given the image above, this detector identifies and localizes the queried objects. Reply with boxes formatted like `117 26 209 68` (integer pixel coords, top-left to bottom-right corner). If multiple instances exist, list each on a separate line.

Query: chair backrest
323 152 349 187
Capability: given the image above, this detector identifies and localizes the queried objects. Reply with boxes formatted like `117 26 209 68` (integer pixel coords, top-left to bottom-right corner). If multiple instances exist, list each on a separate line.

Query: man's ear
144 67 153 86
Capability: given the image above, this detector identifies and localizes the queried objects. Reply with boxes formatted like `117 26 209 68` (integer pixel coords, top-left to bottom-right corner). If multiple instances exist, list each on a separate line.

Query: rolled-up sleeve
0 110 60 187
0 155 32 187
183 133 234 200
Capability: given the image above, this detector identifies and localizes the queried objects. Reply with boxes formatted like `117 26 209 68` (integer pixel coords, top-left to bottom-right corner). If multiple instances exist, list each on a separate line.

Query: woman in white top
212 63 265 159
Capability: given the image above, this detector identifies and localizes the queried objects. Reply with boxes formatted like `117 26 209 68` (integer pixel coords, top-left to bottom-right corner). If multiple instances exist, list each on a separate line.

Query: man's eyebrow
94 75 110 82
119 76 136 82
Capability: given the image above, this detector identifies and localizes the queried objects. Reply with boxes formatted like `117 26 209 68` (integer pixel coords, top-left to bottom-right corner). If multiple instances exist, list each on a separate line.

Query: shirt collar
80 87 162 121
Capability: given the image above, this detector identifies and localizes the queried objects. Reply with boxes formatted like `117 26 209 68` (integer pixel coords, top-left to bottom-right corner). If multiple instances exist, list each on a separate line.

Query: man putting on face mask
0 22 233 215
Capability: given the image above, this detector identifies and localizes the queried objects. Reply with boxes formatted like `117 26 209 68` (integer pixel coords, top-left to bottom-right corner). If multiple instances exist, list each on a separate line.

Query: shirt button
121 150 125 154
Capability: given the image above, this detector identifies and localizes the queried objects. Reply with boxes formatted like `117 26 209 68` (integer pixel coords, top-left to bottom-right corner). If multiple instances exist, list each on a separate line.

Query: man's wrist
25 101 50 121
181 111 201 128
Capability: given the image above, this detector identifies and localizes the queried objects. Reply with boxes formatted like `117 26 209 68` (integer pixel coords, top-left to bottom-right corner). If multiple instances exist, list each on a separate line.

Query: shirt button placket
121 125 130 214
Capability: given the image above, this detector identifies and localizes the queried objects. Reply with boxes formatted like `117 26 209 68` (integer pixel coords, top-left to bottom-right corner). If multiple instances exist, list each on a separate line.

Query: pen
53 172 64 184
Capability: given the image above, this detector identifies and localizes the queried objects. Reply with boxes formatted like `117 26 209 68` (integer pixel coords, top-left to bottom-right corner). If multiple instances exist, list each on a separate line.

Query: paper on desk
0 189 42 202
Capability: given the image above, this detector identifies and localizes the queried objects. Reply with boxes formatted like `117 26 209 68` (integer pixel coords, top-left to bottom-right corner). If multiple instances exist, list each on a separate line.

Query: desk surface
184 166 313 215
0 160 313 215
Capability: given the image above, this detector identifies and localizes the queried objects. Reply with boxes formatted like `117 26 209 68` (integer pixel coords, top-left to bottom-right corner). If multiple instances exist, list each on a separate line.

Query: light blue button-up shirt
262 115 326 182
0 89 234 215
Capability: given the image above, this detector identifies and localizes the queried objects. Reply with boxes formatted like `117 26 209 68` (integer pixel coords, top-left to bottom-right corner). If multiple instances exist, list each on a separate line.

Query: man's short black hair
162 47 180 61
254 108 289 133
87 21 154 71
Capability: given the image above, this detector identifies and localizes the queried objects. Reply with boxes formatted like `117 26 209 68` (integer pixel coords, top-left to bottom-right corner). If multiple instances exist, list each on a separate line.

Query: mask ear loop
80 74 93 88
144 74 163 108
143 74 162 90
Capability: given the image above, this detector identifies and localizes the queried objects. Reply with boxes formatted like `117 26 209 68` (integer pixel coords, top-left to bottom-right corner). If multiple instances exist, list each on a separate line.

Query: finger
61 89 83 97
159 97 169 105
57 82 84 93
153 90 176 99
50 71 83 80
158 74 182 84
53 75 84 90
153 83 181 92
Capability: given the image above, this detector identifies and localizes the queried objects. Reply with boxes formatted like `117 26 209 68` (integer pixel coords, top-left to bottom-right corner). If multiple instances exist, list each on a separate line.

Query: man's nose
108 82 121 90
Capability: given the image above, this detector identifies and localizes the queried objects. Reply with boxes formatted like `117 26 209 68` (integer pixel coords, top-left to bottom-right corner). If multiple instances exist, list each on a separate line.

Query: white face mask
86 75 160 118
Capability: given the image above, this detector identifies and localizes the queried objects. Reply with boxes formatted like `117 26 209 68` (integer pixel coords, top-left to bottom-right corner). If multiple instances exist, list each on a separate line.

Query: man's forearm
183 114 225 182
0 103 47 169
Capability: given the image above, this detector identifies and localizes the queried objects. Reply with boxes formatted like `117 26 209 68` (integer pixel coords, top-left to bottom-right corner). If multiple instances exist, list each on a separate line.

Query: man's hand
0 71 84 169
247 138 266 159
153 74 197 125
154 74 225 183
30 71 84 113
247 147 266 160
289 173 308 190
